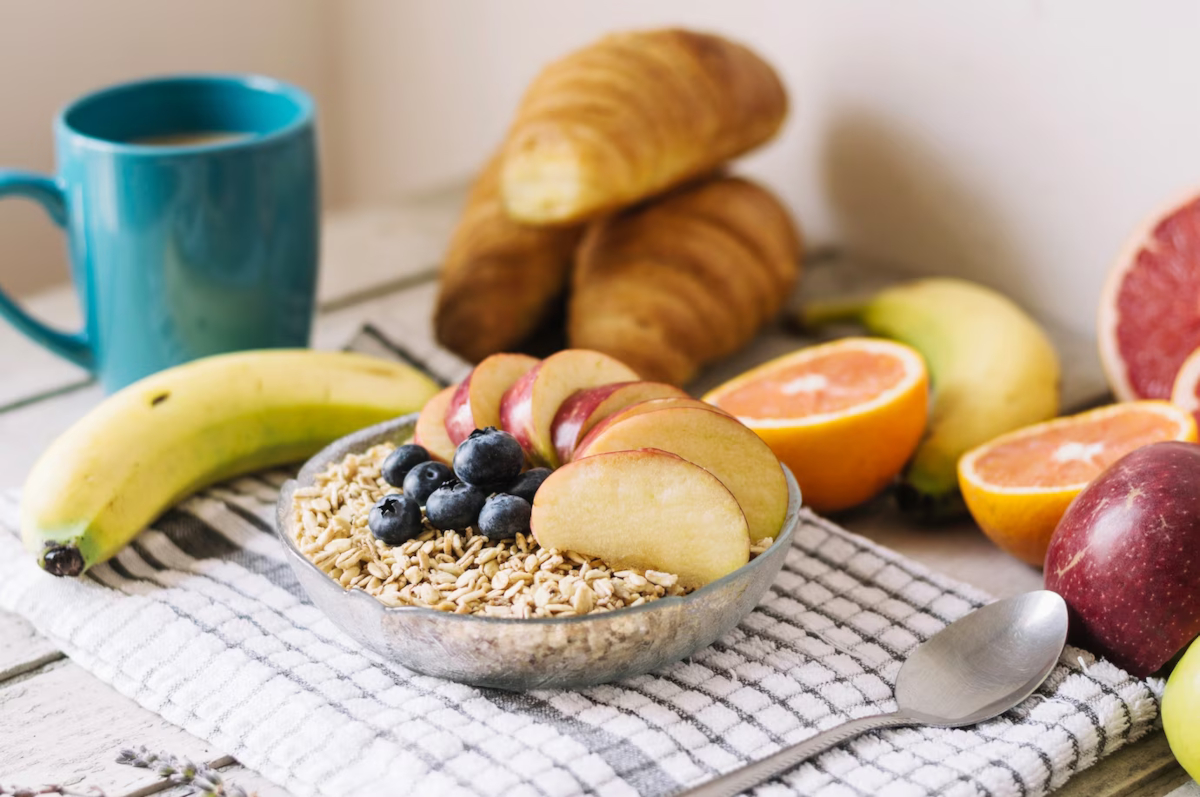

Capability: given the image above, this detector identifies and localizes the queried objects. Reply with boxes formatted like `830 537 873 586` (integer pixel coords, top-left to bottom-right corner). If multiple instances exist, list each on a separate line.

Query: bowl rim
277 412 801 627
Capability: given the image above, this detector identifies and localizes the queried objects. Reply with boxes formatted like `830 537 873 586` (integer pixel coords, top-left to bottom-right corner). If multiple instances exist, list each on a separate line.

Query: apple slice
575 396 730 453
445 353 540 445
499 349 640 467
551 381 688 464
413 385 459 463
575 405 788 541
531 448 750 588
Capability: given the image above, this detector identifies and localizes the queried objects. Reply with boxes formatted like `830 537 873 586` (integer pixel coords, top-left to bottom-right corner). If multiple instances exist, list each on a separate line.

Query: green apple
1164 636 1200 780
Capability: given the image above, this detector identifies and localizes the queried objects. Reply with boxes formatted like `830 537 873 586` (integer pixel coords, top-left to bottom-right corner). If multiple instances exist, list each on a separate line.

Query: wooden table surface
0 193 1195 797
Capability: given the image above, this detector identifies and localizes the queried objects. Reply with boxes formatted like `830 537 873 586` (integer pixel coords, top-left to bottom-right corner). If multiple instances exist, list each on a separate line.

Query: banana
804 278 1060 515
22 349 440 576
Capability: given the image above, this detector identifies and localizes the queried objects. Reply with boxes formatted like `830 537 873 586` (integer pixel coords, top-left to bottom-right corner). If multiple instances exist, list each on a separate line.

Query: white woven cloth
0 486 1161 797
0 331 1162 796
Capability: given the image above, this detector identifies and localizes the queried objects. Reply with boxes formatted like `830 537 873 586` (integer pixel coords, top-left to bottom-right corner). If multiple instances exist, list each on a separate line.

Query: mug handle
0 170 92 370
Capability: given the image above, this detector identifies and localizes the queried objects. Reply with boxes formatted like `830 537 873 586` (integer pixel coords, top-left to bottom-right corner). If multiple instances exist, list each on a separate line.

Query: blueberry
368 494 423 545
453 426 525 488
381 444 431 487
402 461 455 506
477 494 532 541
504 468 552 504
425 482 488 531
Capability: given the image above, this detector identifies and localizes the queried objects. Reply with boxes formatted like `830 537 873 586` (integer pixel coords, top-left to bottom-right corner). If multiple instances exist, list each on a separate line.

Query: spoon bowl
896 589 1069 726
682 590 1070 797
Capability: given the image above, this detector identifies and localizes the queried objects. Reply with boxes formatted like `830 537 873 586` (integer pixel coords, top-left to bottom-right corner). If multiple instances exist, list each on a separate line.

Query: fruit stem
796 298 870 329
41 544 85 577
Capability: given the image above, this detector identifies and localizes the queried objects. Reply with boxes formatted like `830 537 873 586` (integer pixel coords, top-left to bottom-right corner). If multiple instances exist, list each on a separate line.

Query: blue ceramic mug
0 74 319 392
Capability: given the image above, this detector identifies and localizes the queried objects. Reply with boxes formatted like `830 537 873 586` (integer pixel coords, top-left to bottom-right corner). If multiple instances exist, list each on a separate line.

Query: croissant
569 176 801 385
500 29 788 225
434 154 583 362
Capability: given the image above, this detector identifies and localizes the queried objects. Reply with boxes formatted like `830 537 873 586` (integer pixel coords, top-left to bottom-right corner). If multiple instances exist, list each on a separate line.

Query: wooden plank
0 286 90 410
0 610 62 681
0 199 1171 797
1055 731 1189 797
0 659 227 796
316 194 459 307
0 381 104 488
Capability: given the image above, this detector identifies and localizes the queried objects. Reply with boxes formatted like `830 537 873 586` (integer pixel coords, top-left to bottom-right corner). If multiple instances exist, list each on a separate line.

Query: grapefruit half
1099 192 1200 401
959 400 1197 566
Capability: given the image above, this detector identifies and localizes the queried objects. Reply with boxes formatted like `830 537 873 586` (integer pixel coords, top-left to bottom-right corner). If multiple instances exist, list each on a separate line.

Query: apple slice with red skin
499 349 640 467
575 405 788 541
551 381 688 464
531 448 750 588
413 386 459 463
444 353 540 445
1045 441 1200 677
575 397 731 453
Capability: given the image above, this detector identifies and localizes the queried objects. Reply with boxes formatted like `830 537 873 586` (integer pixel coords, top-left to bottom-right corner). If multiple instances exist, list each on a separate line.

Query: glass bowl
276 413 802 690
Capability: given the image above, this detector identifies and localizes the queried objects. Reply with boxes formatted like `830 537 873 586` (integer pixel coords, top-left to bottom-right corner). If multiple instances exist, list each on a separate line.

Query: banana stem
796 298 870 330
42 544 85 577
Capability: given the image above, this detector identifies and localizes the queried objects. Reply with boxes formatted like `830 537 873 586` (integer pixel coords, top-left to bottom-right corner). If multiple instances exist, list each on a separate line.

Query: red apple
444 353 539 445
413 386 458 463
531 448 750 588
575 405 789 542
1045 441 1200 677
551 381 687 464
499 349 639 467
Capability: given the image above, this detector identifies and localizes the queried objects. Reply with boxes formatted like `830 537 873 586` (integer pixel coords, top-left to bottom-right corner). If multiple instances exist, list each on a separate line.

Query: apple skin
550 381 687 464
443 379 476 445
499 366 542 463
1044 441 1200 677
498 349 640 468
444 353 539 445
1164 636 1200 781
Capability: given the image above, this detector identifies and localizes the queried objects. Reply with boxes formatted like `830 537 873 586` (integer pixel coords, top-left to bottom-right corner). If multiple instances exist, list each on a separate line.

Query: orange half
703 337 929 512
959 400 1197 566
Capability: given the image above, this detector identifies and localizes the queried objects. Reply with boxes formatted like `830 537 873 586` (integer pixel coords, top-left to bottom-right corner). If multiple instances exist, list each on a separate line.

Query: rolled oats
291 441 775 618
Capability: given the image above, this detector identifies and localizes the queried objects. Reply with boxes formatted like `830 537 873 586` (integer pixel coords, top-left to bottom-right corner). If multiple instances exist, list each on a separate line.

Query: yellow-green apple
445 353 539 445
1164 636 1200 781
531 448 750 588
1045 441 1200 677
551 381 687 464
499 349 639 467
413 386 458 463
575 405 788 541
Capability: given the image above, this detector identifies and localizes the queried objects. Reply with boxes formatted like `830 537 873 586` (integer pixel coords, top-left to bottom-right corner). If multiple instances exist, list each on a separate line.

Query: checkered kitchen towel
0 329 1162 797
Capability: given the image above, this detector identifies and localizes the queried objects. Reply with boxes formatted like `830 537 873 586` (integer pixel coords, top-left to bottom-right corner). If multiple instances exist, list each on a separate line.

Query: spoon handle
679 712 912 797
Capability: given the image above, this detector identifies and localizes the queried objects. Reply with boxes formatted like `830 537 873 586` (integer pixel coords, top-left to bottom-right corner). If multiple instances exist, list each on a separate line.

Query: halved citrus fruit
1099 191 1200 401
1171 346 1200 428
702 337 928 513
959 400 1197 566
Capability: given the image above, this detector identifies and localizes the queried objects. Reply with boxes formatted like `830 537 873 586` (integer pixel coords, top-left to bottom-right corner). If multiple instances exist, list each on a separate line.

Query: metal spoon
682 590 1069 797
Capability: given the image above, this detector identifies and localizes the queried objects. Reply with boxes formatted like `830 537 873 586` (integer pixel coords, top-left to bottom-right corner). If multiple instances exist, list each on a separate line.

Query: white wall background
3 0 1200 337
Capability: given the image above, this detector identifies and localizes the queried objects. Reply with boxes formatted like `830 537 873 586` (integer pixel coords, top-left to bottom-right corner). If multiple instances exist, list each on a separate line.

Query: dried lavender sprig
114 748 248 797
0 785 105 796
